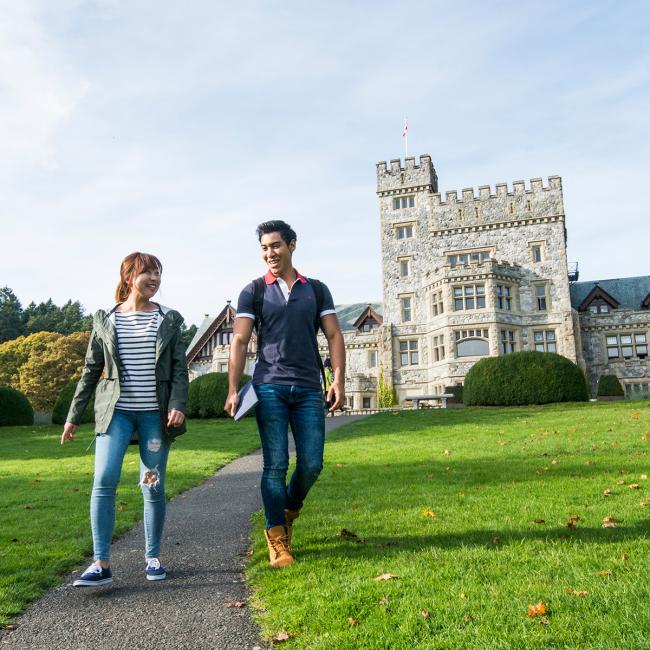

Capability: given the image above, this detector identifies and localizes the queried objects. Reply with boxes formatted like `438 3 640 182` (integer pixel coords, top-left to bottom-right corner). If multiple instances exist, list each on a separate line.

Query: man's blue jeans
91 409 170 561
254 383 325 529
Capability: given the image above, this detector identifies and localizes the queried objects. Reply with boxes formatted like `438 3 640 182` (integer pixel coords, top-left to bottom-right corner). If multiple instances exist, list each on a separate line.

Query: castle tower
377 154 578 402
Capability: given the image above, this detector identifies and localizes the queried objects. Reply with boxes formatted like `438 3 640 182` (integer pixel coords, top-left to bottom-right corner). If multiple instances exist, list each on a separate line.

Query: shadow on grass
292 521 650 561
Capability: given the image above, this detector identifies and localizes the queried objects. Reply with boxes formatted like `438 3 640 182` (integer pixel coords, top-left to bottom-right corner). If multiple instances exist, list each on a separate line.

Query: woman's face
129 266 161 299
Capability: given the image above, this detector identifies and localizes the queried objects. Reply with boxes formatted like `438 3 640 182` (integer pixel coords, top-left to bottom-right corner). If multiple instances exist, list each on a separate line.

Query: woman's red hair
115 252 163 302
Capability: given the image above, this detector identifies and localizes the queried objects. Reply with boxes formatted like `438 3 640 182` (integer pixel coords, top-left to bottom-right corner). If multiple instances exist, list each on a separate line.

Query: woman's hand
167 409 185 428
60 422 77 444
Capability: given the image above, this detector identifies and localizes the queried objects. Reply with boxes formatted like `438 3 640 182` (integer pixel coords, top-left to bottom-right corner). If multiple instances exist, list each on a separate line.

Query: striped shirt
114 310 160 410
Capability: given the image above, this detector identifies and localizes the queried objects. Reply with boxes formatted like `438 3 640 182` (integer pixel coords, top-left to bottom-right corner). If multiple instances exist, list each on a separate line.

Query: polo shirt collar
263 269 308 285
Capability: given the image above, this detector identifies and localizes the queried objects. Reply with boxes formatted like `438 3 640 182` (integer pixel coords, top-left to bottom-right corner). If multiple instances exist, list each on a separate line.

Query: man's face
260 232 295 276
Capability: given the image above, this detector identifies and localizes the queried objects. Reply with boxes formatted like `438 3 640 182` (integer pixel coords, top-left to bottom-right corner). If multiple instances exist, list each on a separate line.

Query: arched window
456 338 489 357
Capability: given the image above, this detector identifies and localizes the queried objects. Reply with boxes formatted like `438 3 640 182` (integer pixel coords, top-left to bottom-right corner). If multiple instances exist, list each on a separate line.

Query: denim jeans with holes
91 409 170 561
254 383 325 529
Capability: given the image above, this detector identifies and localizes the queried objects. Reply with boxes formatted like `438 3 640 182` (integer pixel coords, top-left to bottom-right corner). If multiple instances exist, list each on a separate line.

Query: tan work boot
284 509 300 547
264 525 294 568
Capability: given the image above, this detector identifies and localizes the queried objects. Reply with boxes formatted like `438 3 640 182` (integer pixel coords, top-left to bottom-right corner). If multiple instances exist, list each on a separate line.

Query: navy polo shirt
236 270 336 389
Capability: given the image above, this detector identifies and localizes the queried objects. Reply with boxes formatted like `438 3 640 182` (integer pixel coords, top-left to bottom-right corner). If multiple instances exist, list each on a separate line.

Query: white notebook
234 381 258 421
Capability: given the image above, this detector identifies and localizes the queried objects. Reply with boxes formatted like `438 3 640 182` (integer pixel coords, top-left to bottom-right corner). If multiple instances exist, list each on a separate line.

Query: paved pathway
0 415 366 650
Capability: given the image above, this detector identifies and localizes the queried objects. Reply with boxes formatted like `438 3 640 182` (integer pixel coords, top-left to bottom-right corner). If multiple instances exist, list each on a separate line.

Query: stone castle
187 155 650 407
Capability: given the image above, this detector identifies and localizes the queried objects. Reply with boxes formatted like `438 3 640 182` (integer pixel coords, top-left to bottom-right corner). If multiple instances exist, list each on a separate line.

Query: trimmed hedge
597 374 624 397
52 381 95 425
186 372 251 419
0 385 34 426
463 351 589 406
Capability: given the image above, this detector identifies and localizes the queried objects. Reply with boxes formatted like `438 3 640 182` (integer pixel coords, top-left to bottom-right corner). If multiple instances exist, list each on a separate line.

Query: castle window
496 285 512 310
454 329 489 358
399 340 419 366
400 296 413 322
218 330 233 345
395 224 414 239
431 291 444 317
606 333 647 360
529 242 545 263
393 195 415 210
589 300 610 314
534 283 549 311
526 200 531 211
398 257 411 278
453 284 485 310
447 250 490 268
432 334 445 362
360 320 379 333
368 350 377 368
218 362 228 373
500 330 516 354
362 396 372 409
533 330 556 353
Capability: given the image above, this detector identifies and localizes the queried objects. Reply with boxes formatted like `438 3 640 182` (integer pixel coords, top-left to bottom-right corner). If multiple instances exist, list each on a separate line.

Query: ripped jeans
91 409 170 561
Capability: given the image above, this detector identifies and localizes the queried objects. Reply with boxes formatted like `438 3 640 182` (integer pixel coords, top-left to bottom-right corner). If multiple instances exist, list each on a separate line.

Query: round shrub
597 374 624 397
186 372 251 419
463 351 589 406
52 381 95 425
0 385 34 426
445 385 463 403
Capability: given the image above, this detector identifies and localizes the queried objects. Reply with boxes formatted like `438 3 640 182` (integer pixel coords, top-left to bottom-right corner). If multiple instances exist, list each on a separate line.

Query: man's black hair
256 220 297 245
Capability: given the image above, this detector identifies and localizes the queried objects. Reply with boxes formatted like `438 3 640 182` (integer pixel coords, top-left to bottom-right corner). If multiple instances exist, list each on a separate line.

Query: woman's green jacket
66 304 189 439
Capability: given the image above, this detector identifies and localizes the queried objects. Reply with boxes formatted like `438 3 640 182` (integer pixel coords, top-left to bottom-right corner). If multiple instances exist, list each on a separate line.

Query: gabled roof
335 303 383 331
186 303 236 362
570 276 650 311
576 285 620 311
352 305 384 329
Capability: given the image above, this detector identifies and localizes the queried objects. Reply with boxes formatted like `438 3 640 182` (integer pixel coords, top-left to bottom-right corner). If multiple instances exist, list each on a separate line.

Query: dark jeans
254 383 325 529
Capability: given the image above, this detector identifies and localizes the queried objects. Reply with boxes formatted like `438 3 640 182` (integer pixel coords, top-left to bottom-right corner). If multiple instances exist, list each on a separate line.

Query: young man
225 220 345 568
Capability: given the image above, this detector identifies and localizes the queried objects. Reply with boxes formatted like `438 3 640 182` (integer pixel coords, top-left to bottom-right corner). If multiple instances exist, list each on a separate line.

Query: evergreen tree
0 287 24 343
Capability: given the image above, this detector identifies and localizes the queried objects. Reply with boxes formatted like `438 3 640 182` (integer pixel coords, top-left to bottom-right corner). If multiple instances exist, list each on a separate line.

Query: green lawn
0 419 260 627
247 402 650 649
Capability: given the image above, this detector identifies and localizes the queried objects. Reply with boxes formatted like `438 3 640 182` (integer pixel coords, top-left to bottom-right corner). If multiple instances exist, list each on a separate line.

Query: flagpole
403 117 408 158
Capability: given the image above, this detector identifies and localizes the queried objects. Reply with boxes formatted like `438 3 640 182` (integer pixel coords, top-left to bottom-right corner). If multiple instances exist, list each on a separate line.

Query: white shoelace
84 564 103 575
146 558 161 570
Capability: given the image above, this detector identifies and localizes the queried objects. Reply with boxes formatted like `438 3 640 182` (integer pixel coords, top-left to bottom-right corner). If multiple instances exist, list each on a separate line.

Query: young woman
61 252 189 586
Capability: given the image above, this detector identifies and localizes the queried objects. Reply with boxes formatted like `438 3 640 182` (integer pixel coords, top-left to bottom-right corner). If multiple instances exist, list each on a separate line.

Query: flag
402 120 408 137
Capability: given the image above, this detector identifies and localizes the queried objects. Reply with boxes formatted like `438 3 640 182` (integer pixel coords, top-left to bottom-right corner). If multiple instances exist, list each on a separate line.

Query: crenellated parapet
376 154 438 195
430 176 564 231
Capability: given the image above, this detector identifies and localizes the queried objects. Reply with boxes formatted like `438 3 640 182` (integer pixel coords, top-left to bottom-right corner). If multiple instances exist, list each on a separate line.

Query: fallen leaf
551 459 558 465
421 509 437 518
463 614 473 623
273 631 291 644
597 569 613 576
611 441 618 448
533 519 546 524
337 529 358 539
565 588 589 597
378 596 389 606
492 536 501 545
602 515 619 528
603 489 613 497
351 504 360 510
225 600 246 608
117 501 128 512
443 450 450 456
640 500 650 507
374 573 399 581
460 592 467 599
628 484 641 490
621 553 629 561
5 624 17 631
348 617 358 626
616 480 626 485
538 618 550 626
528 602 548 617
568 515 582 522
421 610 430 619
566 521 577 529
336 463 345 468
641 475 648 480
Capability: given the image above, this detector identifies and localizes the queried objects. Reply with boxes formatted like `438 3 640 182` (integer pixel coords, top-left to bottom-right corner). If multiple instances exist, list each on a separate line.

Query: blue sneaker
73 563 113 587
145 558 166 581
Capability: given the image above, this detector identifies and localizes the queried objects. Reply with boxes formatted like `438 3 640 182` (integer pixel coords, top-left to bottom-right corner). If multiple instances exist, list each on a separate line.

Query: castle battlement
433 176 561 205
376 154 438 195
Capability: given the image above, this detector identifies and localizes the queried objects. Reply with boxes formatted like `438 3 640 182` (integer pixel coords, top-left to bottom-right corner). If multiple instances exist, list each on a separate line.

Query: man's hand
60 422 77 444
224 391 240 418
326 380 345 413
167 409 185 428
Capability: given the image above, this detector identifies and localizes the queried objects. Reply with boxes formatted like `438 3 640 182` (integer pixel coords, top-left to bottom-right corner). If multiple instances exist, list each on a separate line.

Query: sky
1 0 649 327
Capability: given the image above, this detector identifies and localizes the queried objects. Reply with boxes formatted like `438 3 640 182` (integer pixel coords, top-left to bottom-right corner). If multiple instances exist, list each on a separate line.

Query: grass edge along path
246 401 650 650
0 418 260 627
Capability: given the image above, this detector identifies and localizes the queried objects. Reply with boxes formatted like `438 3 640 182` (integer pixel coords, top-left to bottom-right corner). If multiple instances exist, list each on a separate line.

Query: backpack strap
252 277 265 357
308 278 327 392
